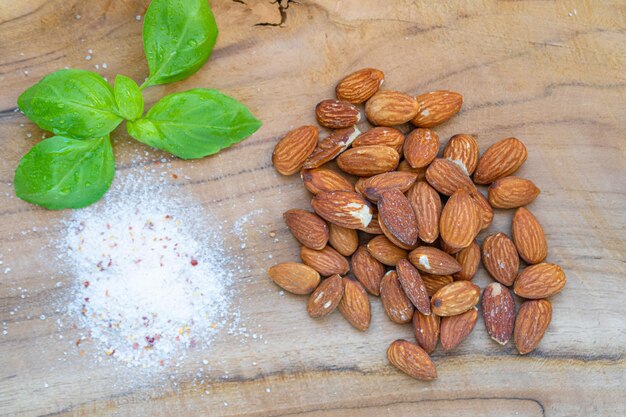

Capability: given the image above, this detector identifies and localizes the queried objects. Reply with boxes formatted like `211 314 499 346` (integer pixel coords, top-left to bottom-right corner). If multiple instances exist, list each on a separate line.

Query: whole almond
337 145 400 176
439 189 482 250
328 223 359 256
431 281 480 316
387 339 437 381
316 99 361 129
301 168 353 195
421 273 453 297
283 209 329 250
514 299 552 354
351 244 385 296
425 158 477 196
365 90 419 126
481 233 519 286
303 126 360 169
440 307 478 351
453 241 480 281
272 125 319 175
352 127 405 153
268 263 321 295
443 134 478 175
488 176 540 209
378 189 419 248
359 212 384 235
311 191 373 229
407 181 442 244
409 246 462 275
474 137 528 184
338 278 371 331
412 311 440 353
335 68 384 104
397 160 427 180
397 259 431 315
481 283 516 345
380 271 415 324
357 171 417 202
378 213 417 250
411 90 463 128
514 263 566 299
404 128 440 168
300 245 350 277
512 207 547 264
366 235 408 266
307 274 344 318
469 190 494 230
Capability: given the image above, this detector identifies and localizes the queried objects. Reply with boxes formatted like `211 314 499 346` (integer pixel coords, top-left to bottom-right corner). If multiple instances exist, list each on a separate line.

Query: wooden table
1 1 625 416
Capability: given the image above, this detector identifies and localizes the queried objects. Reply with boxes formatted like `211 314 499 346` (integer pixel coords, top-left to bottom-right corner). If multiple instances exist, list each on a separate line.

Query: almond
514 263 566 299
272 125 319 175
328 223 359 256
422 273 454 297
481 232 519 286
300 245 350 277
440 307 478 351
512 207 547 264
351 244 385 296
352 127 405 154
387 339 437 381
303 126 360 169
357 171 417 202
442 134 478 175
307 274 344 318
411 90 463 128
311 191 373 229
268 263 321 295
397 259 431 315
338 277 371 331
380 271 415 324
488 176 540 209
335 68 384 104
514 299 552 354
481 283 515 345
469 190 494 230
453 241 480 281
337 145 400 176
378 213 417 250
431 281 480 316
365 90 419 126
412 311 440 353
407 181 442 244
409 246 462 275
439 238 462 255
301 168 354 195
377 189 419 248
359 212 384 235
366 235 408 266
316 99 361 129
283 209 329 250
397 160 427 180
425 158 477 196
439 189 482 250
474 137 528 184
403 128 440 168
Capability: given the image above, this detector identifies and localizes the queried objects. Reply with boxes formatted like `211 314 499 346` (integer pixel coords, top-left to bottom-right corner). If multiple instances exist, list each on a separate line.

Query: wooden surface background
1 1 625 416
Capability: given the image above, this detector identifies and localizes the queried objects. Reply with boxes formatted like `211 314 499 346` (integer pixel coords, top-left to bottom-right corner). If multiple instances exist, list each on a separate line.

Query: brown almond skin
359 212 384 235
470 190 494 230
443 134 479 175
337 145 400 176
474 137 528 184
412 311 440 354
365 91 419 126
454 241 480 281
338 278 371 331
336 68 384 104
425 158 477 196
328 223 359 256
378 214 417 250
407 181 442 244
431 281 480 316
481 233 520 286
303 126 360 169
409 246 462 275
514 299 552 355
488 176 540 209
482 283 516 345
514 263 566 299
358 171 417 202
311 191 373 230
301 168 353 195
404 128 440 169
440 307 478 351
283 209 329 250
440 189 482 250
268 263 321 295
272 125 319 175
421 274 454 297
352 127 405 154
397 259 431 315
316 99 361 129
366 235 408 266
307 274 344 318
380 271 415 324
397 160 427 180
300 246 350 277
440 238 462 255
387 339 437 381
351 244 385 296
512 207 548 264
411 90 463 128
378 189 419 248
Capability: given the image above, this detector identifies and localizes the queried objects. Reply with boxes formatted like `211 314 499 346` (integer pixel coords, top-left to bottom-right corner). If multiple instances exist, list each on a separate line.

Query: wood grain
1 1 625 416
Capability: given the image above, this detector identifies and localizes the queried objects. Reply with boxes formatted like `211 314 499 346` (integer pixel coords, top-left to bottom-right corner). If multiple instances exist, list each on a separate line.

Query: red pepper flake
132 342 139 350
83 281 90 287
172 173 178 179
190 258 198 266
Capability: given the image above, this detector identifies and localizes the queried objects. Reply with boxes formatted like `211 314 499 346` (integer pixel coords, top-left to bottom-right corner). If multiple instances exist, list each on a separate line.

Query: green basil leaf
18 69 122 139
114 75 144 120
142 0 218 87
127 89 261 159
14 135 115 210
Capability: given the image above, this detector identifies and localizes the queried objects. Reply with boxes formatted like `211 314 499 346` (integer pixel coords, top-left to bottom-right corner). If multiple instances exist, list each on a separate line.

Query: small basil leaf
14 135 115 210
18 69 122 139
127 89 261 159
114 75 144 120
142 0 218 87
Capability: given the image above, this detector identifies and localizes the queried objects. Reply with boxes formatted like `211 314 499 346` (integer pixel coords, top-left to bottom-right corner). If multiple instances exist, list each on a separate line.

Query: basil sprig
15 0 261 210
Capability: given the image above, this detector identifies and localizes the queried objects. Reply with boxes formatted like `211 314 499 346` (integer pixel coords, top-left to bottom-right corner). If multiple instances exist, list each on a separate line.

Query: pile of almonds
269 68 566 381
